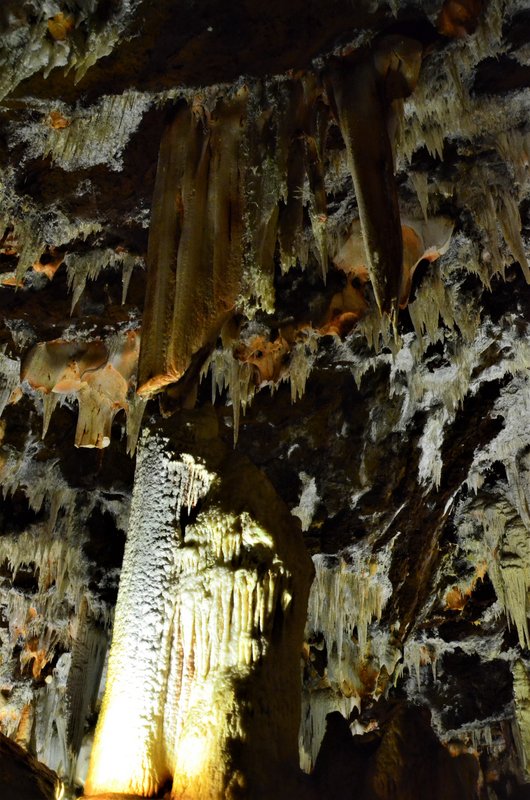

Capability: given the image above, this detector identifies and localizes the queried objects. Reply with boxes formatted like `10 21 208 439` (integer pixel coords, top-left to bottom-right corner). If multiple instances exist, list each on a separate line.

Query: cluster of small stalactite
0 461 117 788
300 541 400 770
0 1 142 103
0 2 527 460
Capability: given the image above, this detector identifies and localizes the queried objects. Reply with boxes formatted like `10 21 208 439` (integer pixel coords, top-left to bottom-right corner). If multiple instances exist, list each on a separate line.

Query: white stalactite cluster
0 450 120 788
14 92 152 173
0 1 142 102
0 169 102 283
64 248 144 311
300 539 400 770
396 351 530 754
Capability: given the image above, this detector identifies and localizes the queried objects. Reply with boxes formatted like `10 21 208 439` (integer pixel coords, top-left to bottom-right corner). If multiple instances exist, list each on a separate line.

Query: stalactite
495 129 530 188
300 539 401 771
512 660 530 778
325 36 422 324
0 463 114 785
470 501 530 650
34 654 71 778
203 326 320 443
0 2 141 102
22 333 140 449
64 600 107 783
65 249 143 311
40 92 151 172
136 54 433 401
305 93 329 280
0 352 20 418
497 193 530 284
138 92 247 396
409 171 429 220
0 171 101 282
85 417 313 799
241 95 281 314
138 77 330 400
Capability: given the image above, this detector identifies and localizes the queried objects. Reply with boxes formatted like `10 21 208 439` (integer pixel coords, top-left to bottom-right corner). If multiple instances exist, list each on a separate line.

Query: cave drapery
1 1 530 799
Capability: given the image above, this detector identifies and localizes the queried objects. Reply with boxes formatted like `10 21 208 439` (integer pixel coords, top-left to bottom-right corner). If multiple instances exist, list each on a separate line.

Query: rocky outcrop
0 730 61 800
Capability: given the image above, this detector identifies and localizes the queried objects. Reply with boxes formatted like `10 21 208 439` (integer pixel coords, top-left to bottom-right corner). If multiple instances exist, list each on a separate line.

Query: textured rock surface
86 415 313 798
0 0 530 798
0 729 62 800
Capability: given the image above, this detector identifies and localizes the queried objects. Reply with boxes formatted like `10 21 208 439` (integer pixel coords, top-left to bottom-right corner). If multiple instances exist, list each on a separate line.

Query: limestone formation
0 1 530 799
85 416 313 798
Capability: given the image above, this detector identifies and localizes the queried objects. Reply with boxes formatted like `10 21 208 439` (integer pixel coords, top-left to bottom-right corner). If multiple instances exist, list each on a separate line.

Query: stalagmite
85 413 313 798
512 660 530 778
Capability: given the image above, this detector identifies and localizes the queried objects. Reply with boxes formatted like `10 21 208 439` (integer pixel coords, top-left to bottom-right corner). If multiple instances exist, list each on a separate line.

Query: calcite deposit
0 1 530 798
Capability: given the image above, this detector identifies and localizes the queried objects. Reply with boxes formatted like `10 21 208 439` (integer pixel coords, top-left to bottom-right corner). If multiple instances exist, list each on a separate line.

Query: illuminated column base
85 416 313 799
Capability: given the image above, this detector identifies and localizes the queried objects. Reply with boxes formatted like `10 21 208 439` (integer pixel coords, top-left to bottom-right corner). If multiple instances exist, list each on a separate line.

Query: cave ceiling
1 0 530 798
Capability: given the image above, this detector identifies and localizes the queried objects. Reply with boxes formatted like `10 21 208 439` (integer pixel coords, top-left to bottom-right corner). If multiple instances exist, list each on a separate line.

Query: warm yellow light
176 733 210 777
85 691 168 797
86 434 312 799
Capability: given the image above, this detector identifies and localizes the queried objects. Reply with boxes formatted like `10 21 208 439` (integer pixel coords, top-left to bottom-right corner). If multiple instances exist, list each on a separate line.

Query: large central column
85 412 313 798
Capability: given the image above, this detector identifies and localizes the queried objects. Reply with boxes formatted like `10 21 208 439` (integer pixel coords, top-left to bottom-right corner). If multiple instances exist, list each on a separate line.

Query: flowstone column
85 413 313 799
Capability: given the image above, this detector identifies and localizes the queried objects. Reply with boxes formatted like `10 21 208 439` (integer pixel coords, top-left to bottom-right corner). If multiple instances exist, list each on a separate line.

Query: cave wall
1 1 530 798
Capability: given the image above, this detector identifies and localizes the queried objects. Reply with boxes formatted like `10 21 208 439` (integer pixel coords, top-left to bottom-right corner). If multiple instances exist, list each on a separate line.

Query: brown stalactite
138 92 248 396
325 57 402 323
325 36 422 325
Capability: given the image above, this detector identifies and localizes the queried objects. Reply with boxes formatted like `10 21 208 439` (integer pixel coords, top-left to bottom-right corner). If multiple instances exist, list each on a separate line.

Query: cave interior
1 0 530 798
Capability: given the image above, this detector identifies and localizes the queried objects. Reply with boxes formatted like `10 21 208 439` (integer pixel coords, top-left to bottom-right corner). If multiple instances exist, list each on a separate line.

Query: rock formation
0 0 530 798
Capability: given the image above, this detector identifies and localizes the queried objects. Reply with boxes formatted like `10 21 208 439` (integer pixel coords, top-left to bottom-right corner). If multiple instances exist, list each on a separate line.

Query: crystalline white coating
292 472 319 532
300 537 401 770
0 352 20 417
15 92 152 173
